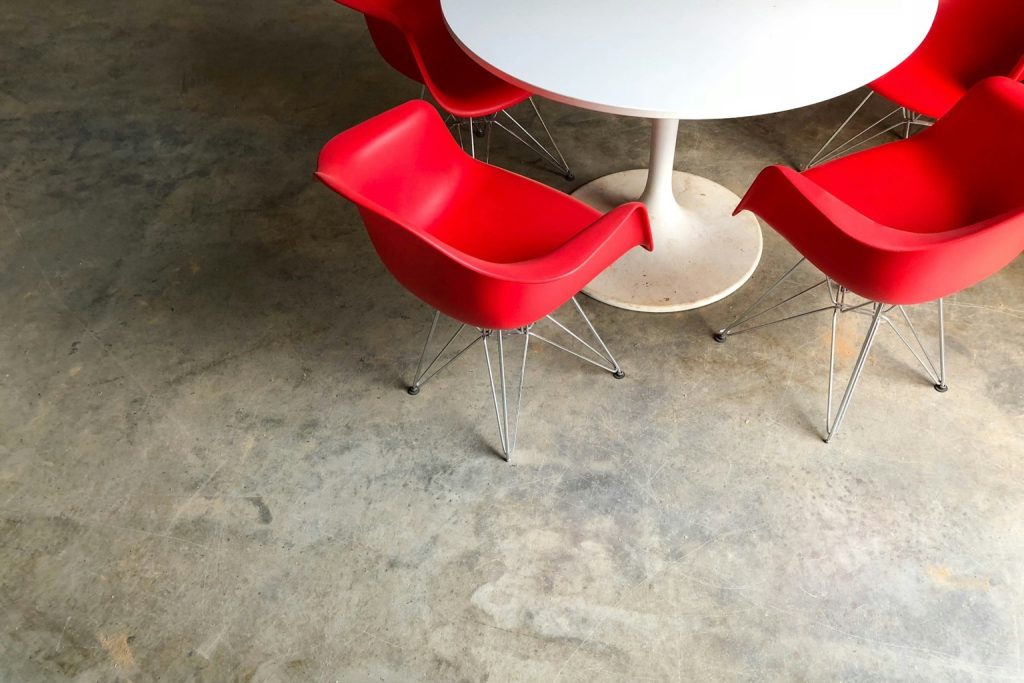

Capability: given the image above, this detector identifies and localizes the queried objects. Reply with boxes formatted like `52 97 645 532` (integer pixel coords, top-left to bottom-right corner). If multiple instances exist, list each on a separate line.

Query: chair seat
428 169 601 264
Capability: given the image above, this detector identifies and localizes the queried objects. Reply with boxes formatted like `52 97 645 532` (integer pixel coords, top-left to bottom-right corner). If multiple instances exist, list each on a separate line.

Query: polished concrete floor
2 2 1023 681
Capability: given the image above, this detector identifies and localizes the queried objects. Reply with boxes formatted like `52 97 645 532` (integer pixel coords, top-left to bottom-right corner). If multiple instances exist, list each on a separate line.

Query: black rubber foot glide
713 331 728 343
612 370 625 379
407 385 421 396
564 171 575 181
934 383 948 393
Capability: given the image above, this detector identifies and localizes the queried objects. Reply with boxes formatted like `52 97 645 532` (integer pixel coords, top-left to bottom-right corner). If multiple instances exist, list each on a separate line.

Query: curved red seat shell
737 77 1024 306
335 0 529 118
316 101 652 330
870 0 1024 118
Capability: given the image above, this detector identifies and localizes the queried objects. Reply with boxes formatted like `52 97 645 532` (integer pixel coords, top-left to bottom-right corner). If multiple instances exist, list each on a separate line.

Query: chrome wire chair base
407 297 622 460
714 258 947 441
804 91 932 170
443 98 574 180
482 327 529 458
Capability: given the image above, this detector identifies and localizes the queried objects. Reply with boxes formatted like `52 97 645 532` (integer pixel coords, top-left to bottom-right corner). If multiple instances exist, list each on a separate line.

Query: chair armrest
736 166 909 249
489 203 653 284
741 165 1014 251
414 202 651 285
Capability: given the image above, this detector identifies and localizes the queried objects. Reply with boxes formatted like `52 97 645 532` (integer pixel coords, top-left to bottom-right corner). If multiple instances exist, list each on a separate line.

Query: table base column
574 169 762 312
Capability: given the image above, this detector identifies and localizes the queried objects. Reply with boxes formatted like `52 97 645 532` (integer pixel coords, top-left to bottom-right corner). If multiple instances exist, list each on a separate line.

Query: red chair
316 100 652 458
716 77 1024 441
806 0 1024 168
334 0 574 179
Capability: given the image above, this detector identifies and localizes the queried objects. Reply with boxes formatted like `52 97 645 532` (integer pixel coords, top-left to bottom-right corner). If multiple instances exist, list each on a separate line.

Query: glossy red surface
738 77 1024 305
334 0 529 118
870 0 1024 117
316 101 652 330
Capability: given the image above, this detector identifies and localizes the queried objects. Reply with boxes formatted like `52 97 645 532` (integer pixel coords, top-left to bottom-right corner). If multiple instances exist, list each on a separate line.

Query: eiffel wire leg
407 310 483 395
441 101 570 176
805 91 874 170
713 256 952 440
936 298 948 392
826 301 885 442
408 310 441 395
529 296 625 377
714 258 840 341
570 296 623 378
484 113 495 163
872 299 950 393
483 329 530 460
494 101 574 179
407 300 626 459
804 91 932 170
826 294 841 436
528 97 573 180
420 79 569 174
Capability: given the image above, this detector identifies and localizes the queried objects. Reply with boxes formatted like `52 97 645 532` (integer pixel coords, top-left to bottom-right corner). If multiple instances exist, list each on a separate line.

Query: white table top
441 0 938 120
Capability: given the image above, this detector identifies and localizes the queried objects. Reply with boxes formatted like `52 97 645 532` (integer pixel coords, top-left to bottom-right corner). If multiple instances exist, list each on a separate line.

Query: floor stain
926 565 991 591
98 632 138 678
246 496 273 524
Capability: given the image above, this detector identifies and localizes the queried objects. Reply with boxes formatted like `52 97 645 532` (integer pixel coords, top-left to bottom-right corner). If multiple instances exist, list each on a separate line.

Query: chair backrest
808 78 1024 232
316 101 490 317
335 0 438 86
365 17 423 84
337 0 509 118
923 76 1024 221
317 99 468 229
912 0 1024 85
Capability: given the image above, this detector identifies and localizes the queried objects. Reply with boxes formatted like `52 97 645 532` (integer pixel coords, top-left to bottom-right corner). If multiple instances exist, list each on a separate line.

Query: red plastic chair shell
335 0 529 118
737 77 1024 306
316 100 652 330
870 0 1024 117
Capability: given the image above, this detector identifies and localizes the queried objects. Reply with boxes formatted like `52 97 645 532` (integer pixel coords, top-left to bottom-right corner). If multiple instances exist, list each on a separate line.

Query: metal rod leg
805 91 873 169
826 302 884 442
483 330 530 461
513 331 529 455
571 297 624 378
715 258 807 341
812 115 907 168
408 311 440 395
826 297 840 437
498 332 508 454
935 298 948 392
485 114 494 164
529 97 573 180
496 109 572 178
408 311 483 395
468 117 476 158
901 107 913 139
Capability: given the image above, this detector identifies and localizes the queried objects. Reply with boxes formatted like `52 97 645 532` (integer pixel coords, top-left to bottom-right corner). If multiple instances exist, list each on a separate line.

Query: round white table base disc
574 170 763 313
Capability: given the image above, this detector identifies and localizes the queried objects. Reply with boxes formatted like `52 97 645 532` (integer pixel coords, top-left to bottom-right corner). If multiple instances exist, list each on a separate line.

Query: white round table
440 0 938 312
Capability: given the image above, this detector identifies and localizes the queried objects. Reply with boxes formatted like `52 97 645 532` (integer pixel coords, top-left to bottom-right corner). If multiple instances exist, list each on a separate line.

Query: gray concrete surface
1 2 1022 681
